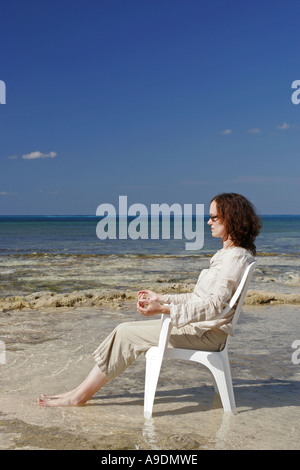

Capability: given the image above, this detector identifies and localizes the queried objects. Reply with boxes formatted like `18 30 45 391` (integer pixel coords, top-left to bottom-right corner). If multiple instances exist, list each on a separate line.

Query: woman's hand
137 290 170 317
138 289 164 303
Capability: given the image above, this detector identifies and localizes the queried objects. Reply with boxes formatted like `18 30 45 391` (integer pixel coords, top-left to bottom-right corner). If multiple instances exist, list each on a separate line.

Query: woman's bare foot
39 388 79 400
37 365 108 407
40 392 67 399
37 394 85 407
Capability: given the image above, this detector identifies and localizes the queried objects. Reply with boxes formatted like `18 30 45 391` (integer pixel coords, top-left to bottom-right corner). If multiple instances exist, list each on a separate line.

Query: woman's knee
114 321 132 334
114 320 159 346
113 321 136 343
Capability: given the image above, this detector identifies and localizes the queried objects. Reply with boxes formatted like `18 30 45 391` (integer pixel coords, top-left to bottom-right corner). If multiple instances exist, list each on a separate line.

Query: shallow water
0 303 299 450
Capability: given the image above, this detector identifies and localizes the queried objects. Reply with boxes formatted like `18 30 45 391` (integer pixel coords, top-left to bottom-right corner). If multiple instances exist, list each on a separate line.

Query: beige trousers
92 319 227 381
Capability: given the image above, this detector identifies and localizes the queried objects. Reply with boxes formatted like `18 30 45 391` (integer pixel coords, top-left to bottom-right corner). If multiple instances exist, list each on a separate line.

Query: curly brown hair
211 193 262 256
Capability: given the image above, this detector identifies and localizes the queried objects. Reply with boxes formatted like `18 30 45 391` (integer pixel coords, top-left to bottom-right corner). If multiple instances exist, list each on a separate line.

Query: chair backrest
221 261 256 333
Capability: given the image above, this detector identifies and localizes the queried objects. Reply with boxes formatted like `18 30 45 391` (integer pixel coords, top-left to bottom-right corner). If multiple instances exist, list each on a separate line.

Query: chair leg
212 375 219 395
144 350 161 418
213 370 236 412
144 315 173 418
210 352 236 413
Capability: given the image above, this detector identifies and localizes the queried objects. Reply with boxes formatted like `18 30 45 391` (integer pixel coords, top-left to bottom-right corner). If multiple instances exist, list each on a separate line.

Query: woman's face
208 200 227 240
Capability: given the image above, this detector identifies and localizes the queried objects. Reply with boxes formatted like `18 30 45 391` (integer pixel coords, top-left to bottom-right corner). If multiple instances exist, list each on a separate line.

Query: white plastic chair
144 261 256 417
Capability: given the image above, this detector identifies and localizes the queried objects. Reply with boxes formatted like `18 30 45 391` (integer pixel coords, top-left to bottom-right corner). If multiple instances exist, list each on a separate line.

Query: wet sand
0 302 300 450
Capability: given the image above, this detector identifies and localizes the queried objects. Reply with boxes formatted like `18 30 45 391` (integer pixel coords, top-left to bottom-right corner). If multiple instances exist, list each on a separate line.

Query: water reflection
214 412 232 449
142 417 160 450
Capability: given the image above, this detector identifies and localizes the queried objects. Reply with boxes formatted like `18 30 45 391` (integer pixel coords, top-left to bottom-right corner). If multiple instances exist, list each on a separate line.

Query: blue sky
0 0 299 215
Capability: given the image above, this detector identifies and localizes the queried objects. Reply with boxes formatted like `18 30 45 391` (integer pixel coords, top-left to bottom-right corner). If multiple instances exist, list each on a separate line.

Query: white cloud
7 155 18 159
38 189 59 194
220 129 232 135
277 122 290 130
247 128 261 134
0 191 17 196
22 151 57 160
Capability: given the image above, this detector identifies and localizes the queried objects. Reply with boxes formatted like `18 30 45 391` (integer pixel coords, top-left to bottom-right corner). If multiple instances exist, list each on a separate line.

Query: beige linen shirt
163 246 254 336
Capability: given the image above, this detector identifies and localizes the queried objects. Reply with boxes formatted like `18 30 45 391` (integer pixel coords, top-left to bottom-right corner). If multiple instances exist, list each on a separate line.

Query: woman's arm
168 251 253 328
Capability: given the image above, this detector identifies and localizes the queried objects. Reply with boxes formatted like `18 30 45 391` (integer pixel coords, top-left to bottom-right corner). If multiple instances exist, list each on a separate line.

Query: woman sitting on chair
38 192 261 407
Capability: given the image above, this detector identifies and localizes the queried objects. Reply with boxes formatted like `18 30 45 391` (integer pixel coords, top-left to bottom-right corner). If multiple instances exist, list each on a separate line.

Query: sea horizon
1 214 299 217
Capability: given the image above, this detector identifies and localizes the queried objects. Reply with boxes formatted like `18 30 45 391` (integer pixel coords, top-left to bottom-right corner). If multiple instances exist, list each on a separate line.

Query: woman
38 193 261 407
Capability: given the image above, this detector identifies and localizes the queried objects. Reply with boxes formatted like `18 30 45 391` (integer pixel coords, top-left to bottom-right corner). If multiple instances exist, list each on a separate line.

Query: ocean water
0 215 299 301
0 216 300 450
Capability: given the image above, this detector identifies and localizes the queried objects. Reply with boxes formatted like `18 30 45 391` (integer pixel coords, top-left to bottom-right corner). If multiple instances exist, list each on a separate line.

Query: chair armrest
156 313 172 356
